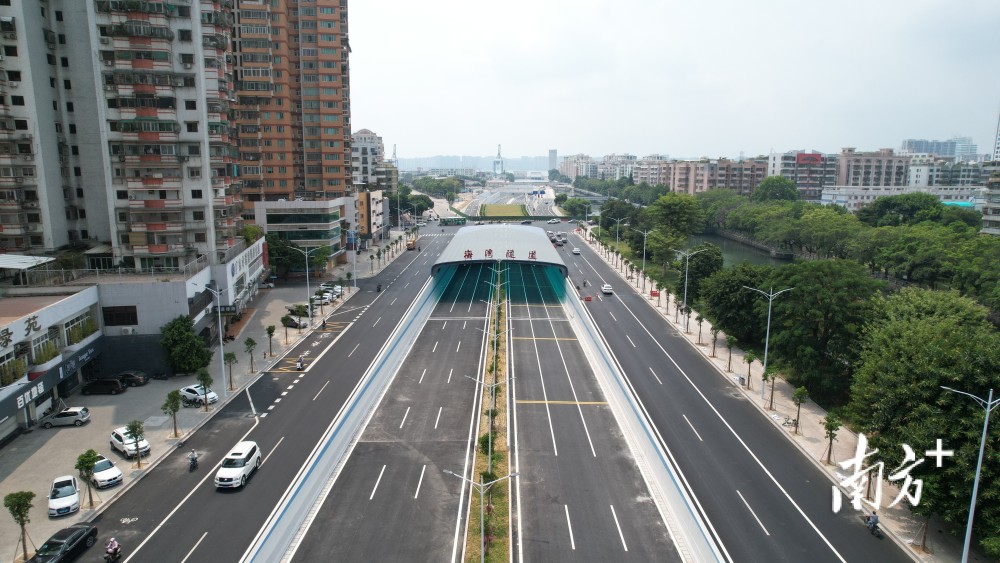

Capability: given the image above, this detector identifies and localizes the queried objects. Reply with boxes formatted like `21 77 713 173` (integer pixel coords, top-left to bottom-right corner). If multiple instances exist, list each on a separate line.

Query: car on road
547 218 560 224
81 378 127 396
115 370 150 387
215 440 262 489
27 523 98 562
416 222 427 227
110 426 150 458
39 407 90 429
572 248 581 255
601 283 613 294
520 219 532 224
47 476 80 517
180 384 219 405
90 454 123 489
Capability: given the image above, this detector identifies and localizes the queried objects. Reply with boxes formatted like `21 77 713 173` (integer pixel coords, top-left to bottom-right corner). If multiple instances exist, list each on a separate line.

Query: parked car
81 379 126 395
27 523 97 562
180 384 219 405
89 454 123 489
572 248 581 255
282 316 307 329
602 283 614 294
47 476 80 517
312 294 332 305
214 440 263 489
115 370 149 387
110 426 150 458
39 407 90 429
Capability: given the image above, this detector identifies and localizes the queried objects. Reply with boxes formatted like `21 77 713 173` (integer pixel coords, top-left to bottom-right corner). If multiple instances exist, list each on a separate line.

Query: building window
102 306 138 327
63 79 72 90
191 189 202 198
186 122 198 132
185 100 196 110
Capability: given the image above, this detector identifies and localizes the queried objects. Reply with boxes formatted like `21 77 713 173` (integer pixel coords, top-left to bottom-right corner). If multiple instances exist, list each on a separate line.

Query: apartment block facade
766 151 838 201
836 148 910 187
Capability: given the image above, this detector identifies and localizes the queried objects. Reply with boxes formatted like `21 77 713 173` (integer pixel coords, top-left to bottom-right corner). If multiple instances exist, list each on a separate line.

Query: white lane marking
178 531 208 563
405 282 410 288
682 414 704 441
373 316 382 327
565 505 575 550
348 343 360 357
463 321 467 330
442 321 447 329
245 386 258 415
625 334 636 348
274 398 282 403
648 366 662 385
414 465 427 499
456 340 461 352
447 368 453 383
737 490 770 535
418 368 427 384
391 298 398 305
262 437 284 466
286 385 294 390
609 311 617 322
369 465 387 500
432 341 439 353
610 505 628 551
267 405 275 411
312 380 330 401
281 391 288 396
434 406 443 429
399 406 410 429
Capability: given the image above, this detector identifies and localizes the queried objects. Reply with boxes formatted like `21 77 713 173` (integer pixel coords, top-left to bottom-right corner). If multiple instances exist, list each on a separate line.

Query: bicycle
782 416 798 427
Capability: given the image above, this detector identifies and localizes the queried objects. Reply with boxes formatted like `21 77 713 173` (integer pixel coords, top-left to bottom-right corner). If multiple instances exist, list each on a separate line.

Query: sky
348 0 1000 160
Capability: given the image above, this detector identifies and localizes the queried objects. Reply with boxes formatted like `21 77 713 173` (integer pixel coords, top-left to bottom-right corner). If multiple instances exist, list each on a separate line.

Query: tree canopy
160 316 211 374
751 176 799 202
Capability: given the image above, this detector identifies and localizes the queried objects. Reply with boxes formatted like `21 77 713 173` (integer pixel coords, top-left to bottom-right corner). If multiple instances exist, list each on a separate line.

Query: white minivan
215 441 262 489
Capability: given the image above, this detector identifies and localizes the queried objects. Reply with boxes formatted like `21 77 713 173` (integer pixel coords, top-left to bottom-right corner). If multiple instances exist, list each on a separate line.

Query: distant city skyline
350 0 1000 160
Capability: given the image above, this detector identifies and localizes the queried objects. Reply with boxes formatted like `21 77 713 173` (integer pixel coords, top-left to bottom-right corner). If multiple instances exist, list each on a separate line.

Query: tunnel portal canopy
432 224 569 277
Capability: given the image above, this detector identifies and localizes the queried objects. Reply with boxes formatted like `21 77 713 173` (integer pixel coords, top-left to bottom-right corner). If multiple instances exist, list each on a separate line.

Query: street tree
700 262 775 346
244 337 257 373
848 288 1000 558
671 242 723 305
125 420 145 469
196 368 213 412
4 491 35 562
160 316 211 374
280 316 292 344
750 176 799 202
792 387 809 434
822 412 841 465
643 192 704 238
75 449 101 508
743 350 757 389
224 351 238 390
162 390 181 438
726 335 736 372
266 325 275 357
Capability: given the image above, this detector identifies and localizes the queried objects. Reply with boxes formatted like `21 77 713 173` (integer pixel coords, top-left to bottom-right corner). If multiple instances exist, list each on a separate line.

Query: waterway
688 233 794 268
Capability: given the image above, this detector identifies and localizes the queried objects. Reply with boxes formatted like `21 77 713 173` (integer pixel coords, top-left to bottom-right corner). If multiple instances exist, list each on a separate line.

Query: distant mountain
398 155 550 172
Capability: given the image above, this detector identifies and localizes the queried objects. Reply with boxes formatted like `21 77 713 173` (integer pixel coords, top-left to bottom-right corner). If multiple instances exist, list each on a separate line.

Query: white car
180 384 219 405
110 427 151 458
312 294 332 305
90 454 123 489
601 284 613 294
215 441 262 489
572 248 581 255
548 218 560 224
47 475 80 517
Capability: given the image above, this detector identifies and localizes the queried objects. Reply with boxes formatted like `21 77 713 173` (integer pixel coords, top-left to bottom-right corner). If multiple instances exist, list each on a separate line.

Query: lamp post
443 469 518 563
742 285 793 399
611 217 627 268
673 248 708 331
634 228 652 293
465 373 513 475
198 284 229 392
940 386 999 563
289 245 331 327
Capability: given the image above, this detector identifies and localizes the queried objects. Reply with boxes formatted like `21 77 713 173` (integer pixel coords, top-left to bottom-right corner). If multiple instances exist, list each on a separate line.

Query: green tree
266 325 275 357
244 337 257 373
700 262 775 345
445 191 456 206
554 193 568 206
848 288 1000 557
4 491 35 562
75 449 101 508
672 243 724 305
743 350 757 389
280 315 292 343
224 351 238 391
766 259 883 404
696 188 747 230
710 327 721 357
162 390 181 438
855 191 942 227
125 420 145 469
264 232 306 278
726 335 736 372
750 176 799 202
822 411 842 465
643 193 704 238
196 368 213 412
792 386 809 434
160 316 211 374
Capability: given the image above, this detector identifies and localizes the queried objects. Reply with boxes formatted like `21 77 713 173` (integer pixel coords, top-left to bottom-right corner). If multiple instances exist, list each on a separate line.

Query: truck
406 235 419 250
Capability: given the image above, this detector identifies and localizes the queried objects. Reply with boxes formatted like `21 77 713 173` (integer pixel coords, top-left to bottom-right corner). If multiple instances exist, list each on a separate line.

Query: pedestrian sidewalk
577 229 972 563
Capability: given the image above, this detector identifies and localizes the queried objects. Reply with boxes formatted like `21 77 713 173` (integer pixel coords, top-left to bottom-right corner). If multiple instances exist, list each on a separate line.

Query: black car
81 379 127 395
115 370 149 387
27 523 98 562
282 317 306 329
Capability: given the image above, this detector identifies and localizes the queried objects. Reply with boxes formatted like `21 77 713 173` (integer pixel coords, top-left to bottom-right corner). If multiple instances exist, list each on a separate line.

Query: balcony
131 243 185 255
129 198 183 209
131 221 184 233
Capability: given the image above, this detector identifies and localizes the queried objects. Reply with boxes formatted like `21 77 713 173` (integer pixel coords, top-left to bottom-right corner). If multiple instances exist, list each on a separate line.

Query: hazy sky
349 0 1000 160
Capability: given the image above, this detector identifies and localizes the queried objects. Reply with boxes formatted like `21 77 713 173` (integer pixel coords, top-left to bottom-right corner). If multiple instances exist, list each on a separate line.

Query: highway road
566 233 911 563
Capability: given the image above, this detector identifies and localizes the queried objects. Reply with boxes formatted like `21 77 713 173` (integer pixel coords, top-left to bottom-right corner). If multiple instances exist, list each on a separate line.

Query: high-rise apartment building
900 137 978 161
994 111 1000 160
548 149 557 171
767 150 839 201
351 128 383 187
668 157 767 196
836 148 910 187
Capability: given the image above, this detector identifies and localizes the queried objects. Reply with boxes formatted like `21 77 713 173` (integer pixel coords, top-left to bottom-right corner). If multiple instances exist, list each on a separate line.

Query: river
688 233 794 268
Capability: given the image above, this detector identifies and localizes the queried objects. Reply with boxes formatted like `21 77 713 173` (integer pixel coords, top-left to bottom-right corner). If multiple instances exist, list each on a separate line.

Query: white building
821 185 984 212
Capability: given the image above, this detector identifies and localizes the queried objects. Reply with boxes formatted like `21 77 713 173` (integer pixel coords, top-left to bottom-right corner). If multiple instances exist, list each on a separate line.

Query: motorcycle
376 284 382 293
865 515 882 538
189 456 198 471
182 398 201 408
104 543 122 562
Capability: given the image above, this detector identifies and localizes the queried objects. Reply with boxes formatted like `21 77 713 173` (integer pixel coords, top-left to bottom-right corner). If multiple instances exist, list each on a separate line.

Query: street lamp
289 245 331 328
611 217 628 268
443 469 519 563
742 285 793 399
673 248 708 331
940 386 999 563
198 283 229 392
634 228 652 292
465 373 513 475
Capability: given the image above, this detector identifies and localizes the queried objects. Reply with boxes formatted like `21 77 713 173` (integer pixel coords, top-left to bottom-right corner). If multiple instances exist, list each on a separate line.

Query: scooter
104 544 122 562
376 284 381 293
189 456 198 471
865 515 882 538
182 398 201 408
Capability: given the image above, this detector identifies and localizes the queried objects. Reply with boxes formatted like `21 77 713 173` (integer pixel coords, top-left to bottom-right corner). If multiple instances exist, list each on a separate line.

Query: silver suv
214 441 262 489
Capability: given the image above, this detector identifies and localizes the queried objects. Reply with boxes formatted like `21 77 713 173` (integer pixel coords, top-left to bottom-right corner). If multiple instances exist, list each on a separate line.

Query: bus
439 217 467 226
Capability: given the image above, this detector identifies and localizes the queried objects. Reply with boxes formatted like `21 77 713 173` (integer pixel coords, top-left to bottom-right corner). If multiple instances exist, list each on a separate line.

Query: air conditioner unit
8 81 19 88
14 176 24 184
104 84 116 91
2 33 16 40
183 63 192 69
22 154 32 161
99 37 110 44
179 156 189 162
128 194 135 200
118 155 126 162
103 60 113 67
120 327 136 335
20 133 32 140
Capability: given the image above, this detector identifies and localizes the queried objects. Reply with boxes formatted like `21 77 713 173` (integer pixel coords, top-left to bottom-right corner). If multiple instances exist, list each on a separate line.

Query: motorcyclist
106 537 121 559
377 284 382 292
866 511 879 532
321 319 327 330
188 449 198 469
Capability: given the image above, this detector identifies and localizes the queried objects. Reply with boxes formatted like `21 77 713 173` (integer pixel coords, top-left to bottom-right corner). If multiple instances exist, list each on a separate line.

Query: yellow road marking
516 400 608 405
